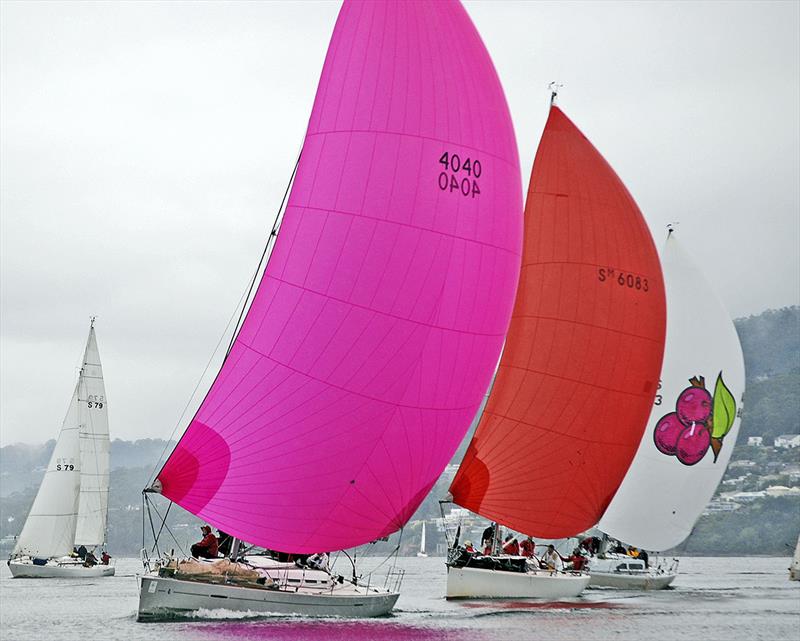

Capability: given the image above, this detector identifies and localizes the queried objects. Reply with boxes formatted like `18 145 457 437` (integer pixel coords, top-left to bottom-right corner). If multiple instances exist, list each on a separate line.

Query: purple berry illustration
675 376 712 425
675 422 711 466
654 412 684 455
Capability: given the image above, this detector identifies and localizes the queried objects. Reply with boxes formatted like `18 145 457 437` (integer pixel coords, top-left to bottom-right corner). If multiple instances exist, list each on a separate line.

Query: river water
1 556 797 641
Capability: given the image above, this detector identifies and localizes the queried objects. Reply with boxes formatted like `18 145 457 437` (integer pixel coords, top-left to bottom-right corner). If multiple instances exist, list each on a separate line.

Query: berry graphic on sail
653 373 737 465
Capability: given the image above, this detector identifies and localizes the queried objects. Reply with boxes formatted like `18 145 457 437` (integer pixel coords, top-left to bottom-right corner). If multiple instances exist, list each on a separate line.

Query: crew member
520 536 535 558
481 523 495 555
543 544 561 571
502 535 520 556
191 525 219 559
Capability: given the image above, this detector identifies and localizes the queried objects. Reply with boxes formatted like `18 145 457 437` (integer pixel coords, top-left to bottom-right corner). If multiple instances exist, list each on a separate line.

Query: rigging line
147 147 303 488
364 528 403 578
145 495 161 558
145 282 249 486
150 501 173 552
148 497 187 557
226 151 302 359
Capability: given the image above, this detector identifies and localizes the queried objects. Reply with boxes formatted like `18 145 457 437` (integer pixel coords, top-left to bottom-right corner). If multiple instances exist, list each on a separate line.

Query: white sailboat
8 318 114 578
417 522 428 558
592 229 746 589
790 534 800 581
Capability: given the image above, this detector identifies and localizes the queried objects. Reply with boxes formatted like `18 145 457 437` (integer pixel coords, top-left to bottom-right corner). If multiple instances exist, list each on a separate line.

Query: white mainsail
13 385 82 558
74 322 110 548
420 522 426 555
598 232 745 551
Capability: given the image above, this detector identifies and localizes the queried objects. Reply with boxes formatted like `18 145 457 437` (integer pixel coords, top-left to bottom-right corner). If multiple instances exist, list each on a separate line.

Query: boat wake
461 600 623 613
186 608 302 620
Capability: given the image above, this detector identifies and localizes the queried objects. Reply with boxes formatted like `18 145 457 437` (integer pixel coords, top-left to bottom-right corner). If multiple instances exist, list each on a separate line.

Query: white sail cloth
13 385 82 558
599 234 745 551
74 325 110 547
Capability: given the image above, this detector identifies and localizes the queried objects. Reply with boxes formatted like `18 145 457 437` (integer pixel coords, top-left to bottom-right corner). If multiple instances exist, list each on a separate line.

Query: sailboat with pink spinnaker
137 0 523 620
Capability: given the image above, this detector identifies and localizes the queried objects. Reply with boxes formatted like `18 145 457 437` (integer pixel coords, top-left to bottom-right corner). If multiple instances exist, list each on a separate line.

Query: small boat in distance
8 318 114 578
417 522 429 558
136 0 523 620
444 98 667 600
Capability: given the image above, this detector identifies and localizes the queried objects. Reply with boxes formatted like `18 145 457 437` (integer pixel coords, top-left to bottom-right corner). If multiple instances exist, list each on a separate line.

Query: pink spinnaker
158 0 522 553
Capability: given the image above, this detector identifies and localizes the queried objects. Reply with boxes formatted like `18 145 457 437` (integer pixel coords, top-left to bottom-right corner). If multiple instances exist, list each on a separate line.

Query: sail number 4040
438 152 480 198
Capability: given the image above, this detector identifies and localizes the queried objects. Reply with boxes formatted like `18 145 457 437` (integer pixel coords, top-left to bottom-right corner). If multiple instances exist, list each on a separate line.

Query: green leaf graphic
711 372 736 439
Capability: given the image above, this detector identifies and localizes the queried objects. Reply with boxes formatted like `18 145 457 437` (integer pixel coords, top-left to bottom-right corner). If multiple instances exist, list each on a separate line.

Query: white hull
588 554 677 590
8 558 115 578
589 570 676 590
446 566 590 599
416 553 428 558
137 573 399 620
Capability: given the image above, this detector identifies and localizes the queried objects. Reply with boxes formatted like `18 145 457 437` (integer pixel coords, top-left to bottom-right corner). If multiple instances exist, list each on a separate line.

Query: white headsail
599 232 746 550
74 322 110 548
13 386 82 558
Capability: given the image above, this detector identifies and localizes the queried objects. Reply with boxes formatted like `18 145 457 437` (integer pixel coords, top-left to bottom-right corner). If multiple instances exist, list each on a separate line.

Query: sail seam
288 203 521 257
305 129 517 168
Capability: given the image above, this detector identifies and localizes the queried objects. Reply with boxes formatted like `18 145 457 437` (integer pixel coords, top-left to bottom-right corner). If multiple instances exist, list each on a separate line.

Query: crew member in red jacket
191 525 219 559
520 536 535 558
502 535 520 555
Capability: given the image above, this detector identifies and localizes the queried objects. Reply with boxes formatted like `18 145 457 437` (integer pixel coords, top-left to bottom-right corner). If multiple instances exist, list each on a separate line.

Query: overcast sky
2 1 798 446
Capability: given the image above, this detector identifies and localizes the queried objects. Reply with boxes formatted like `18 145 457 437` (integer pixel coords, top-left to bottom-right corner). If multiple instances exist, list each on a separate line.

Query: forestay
158 0 523 553
450 106 666 539
599 233 745 550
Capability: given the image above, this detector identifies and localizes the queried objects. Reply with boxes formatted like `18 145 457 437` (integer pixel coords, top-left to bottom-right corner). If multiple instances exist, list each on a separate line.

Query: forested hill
734 306 800 443
735 306 799 379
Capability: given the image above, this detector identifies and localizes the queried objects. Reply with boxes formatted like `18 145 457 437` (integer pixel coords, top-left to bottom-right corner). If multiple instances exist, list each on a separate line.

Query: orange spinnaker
451 106 666 538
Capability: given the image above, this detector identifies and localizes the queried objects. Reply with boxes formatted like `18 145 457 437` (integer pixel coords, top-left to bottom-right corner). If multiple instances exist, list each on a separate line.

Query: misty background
1 1 798 446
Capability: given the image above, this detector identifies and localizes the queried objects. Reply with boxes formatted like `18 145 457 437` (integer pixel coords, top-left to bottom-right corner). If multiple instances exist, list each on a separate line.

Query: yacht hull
588 570 676 590
446 566 590 599
137 573 399 620
8 559 115 578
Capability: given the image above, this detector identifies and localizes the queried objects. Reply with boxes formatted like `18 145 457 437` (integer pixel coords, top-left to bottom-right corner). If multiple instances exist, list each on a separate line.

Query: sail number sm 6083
597 267 649 292
438 152 481 198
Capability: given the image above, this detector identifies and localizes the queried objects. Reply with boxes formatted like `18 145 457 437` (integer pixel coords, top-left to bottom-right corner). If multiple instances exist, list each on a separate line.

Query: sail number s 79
55 457 76 471
87 394 104 409
438 152 481 198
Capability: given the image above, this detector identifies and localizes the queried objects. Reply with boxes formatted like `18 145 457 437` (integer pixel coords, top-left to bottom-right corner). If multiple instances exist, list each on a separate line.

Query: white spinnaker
598 233 745 551
74 324 110 547
13 385 82 558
